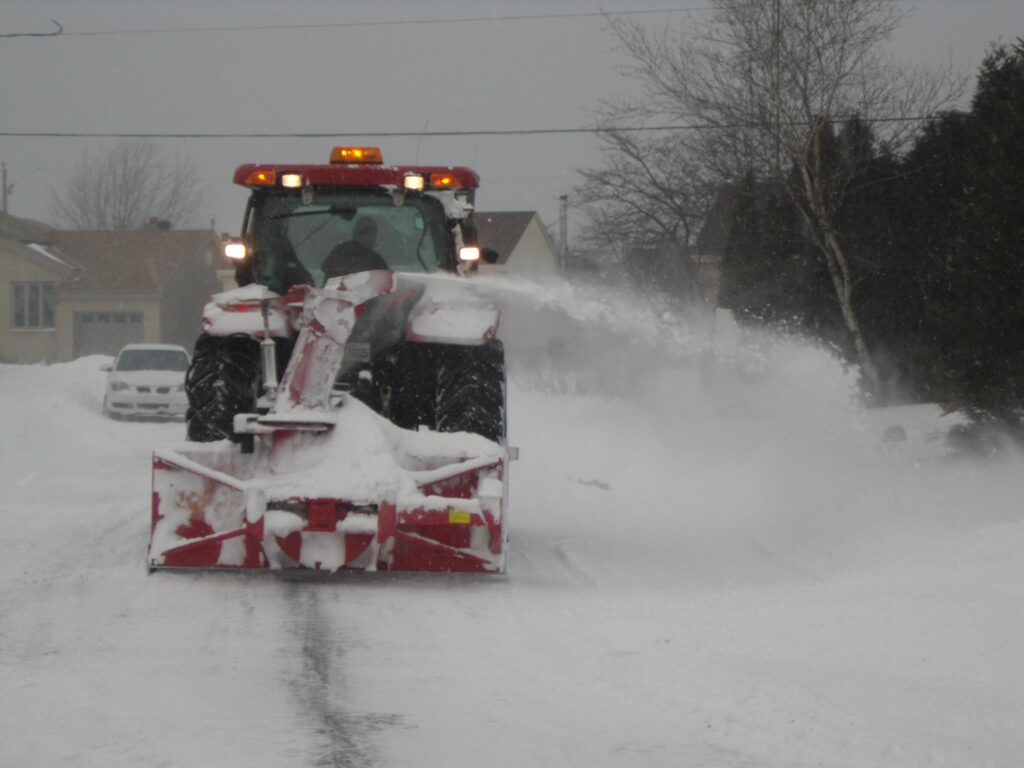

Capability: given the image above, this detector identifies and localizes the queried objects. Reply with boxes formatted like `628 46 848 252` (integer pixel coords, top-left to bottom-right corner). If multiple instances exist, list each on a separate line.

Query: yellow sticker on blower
448 510 472 525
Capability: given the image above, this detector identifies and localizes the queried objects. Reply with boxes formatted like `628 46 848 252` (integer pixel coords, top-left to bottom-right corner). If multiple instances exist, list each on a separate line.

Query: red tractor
149 147 509 574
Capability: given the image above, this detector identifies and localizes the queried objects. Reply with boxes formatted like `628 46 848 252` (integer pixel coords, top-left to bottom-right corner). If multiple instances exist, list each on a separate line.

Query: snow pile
260 395 500 503
261 397 416 502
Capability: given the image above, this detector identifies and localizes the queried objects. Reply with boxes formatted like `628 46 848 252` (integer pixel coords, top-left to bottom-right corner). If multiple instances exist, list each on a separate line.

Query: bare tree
606 0 961 397
50 140 207 230
575 117 717 301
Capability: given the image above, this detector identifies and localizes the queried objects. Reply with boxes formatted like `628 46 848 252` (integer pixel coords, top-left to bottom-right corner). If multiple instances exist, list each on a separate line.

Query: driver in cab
323 215 388 278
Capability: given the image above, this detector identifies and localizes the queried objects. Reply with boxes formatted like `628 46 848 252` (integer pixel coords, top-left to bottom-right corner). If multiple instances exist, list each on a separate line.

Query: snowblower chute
149 147 509 574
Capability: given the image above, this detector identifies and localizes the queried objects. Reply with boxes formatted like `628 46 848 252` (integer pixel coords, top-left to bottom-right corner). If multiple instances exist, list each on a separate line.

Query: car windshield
249 191 451 292
116 349 189 372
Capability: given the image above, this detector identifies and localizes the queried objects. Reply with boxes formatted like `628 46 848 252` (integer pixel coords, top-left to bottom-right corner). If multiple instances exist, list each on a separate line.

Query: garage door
73 311 145 358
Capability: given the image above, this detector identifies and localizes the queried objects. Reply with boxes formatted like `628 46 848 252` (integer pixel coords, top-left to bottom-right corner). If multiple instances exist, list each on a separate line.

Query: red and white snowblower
149 148 510 573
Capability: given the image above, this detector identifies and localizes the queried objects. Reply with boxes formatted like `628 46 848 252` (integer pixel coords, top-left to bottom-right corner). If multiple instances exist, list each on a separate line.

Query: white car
102 343 191 420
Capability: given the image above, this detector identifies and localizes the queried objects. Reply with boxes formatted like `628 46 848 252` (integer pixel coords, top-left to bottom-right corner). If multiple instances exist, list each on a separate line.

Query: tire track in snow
510 530 604 590
284 581 400 768
552 541 602 589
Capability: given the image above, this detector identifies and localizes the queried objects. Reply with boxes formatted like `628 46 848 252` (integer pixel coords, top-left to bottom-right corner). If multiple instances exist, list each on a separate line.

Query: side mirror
100 363 112 372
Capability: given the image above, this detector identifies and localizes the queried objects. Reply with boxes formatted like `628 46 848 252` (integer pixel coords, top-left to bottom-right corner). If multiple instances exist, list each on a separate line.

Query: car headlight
109 381 130 392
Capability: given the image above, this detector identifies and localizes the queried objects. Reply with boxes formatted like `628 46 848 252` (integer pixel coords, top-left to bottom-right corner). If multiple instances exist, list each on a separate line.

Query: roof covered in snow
0 210 55 244
0 211 81 278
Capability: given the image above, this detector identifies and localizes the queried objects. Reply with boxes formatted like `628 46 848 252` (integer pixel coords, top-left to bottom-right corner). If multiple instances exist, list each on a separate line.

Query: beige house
0 212 221 363
474 211 561 278
0 214 80 363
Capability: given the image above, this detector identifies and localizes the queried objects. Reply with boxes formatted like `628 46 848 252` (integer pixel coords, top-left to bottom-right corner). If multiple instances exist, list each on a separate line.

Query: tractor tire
185 333 261 442
379 342 436 432
435 340 506 443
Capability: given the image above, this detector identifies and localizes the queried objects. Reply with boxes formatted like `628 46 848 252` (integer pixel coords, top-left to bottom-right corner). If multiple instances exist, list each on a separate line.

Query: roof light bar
330 146 383 164
429 172 458 189
243 170 277 187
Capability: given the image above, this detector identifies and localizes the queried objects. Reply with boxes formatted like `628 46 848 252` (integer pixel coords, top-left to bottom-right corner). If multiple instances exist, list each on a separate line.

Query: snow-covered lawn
2 283 1022 767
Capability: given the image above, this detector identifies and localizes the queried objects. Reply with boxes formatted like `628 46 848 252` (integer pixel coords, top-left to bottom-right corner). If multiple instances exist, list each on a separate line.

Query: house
0 212 222 363
474 211 561 278
0 213 81 363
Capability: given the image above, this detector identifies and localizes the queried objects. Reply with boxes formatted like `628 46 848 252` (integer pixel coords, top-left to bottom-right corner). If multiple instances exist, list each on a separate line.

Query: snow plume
479 273 860 416
473 274 1019 579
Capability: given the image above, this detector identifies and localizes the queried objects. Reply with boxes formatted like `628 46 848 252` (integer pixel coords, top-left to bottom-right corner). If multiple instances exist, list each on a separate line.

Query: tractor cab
223 147 489 294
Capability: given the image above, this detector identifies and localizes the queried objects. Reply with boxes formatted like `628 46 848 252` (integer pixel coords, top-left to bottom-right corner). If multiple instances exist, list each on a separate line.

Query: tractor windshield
247 190 452 293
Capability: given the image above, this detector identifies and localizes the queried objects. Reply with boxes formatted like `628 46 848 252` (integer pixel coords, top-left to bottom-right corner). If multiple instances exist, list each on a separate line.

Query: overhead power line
0 116 942 140
0 20 62 38
17 7 716 39
1 127 681 139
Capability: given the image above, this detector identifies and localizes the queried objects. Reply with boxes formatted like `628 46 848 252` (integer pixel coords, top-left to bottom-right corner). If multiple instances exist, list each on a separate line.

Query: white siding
503 217 560 278
477 214 560 279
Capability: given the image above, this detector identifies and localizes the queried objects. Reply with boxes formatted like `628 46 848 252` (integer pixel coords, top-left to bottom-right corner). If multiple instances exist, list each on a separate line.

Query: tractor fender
397 273 500 346
405 299 499 345
201 284 293 338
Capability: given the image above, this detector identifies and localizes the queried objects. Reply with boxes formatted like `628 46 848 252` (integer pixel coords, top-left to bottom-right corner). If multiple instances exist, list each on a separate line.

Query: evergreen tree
719 119 902 375
892 111 975 402
950 41 1024 432
897 42 1024 436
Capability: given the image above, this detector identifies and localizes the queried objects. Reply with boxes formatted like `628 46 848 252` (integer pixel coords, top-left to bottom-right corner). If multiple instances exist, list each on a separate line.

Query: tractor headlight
224 240 248 260
459 246 481 262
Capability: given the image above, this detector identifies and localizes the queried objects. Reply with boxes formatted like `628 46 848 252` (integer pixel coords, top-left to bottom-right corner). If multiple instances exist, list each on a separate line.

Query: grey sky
1 1 1021 237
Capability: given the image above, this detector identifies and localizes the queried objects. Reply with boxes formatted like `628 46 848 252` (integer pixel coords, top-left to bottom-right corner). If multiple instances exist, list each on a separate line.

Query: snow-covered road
2 280 1022 767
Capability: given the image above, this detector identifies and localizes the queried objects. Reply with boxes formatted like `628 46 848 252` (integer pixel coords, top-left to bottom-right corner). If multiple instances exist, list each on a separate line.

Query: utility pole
558 194 569 270
2 163 8 214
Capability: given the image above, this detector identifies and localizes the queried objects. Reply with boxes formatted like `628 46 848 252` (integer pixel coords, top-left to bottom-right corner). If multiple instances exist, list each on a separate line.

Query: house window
12 282 56 329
